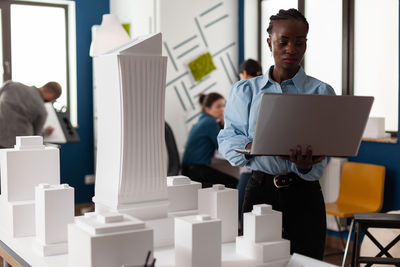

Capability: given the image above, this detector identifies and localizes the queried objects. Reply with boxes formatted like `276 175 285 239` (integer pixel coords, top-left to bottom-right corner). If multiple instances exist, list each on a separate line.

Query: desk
0 227 67 267
0 230 339 267
352 212 400 267
210 152 240 179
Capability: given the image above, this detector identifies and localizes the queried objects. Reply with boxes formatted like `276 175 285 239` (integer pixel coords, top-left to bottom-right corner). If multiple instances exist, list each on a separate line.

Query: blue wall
59 0 109 204
237 1 400 211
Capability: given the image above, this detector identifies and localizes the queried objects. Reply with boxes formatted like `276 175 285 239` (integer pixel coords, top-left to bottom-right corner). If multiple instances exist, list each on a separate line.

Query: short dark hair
43 82 62 99
239 59 262 77
266 8 309 36
198 92 224 111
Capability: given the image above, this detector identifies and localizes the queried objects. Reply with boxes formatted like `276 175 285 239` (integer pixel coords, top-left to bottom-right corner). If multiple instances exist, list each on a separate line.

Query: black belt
252 171 317 189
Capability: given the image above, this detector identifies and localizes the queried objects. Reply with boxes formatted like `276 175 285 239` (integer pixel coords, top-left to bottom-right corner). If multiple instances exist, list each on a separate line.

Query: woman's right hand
246 142 252 150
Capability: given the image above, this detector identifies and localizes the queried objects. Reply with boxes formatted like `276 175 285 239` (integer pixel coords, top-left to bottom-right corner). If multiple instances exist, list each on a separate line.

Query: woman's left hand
279 145 326 170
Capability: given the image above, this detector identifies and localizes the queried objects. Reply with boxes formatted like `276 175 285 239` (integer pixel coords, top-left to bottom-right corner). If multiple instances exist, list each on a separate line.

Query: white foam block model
287 253 338 267
0 136 60 202
0 197 35 237
236 204 290 264
0 136 60 237
362 117 386 139
68 212 153 267
198 184 238 243
175 214 222 267
93 32 170 221
167 175 201 212
236 237 290 263
244 204 282 242
34 183 74 256
146 209 198 248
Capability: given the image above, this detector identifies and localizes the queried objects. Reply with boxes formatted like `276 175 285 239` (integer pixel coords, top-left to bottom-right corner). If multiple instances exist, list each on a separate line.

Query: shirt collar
260 65 307 90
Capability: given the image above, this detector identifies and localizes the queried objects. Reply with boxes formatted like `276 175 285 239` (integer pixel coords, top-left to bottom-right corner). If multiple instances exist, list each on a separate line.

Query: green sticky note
122 23 130 36
188 52 216 81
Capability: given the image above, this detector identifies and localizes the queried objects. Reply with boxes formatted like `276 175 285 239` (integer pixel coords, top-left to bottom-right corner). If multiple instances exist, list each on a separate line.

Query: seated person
182 92 237 188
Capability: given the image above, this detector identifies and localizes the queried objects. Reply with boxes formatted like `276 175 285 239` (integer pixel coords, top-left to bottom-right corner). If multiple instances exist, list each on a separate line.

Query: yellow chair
325 161 385 267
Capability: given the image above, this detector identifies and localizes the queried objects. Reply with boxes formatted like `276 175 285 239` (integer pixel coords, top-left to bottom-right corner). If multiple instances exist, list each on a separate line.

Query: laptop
235 93 374 157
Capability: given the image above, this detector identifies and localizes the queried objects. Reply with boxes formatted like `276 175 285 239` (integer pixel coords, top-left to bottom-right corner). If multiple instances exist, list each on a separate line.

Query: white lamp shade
90 14 131 57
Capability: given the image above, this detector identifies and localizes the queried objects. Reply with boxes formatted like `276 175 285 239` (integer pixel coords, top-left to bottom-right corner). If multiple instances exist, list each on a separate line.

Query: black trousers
242 171 326 260
182 164 238 189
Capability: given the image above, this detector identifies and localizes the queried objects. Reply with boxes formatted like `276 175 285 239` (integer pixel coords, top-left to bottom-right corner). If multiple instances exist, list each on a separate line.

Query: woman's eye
279 42 287 46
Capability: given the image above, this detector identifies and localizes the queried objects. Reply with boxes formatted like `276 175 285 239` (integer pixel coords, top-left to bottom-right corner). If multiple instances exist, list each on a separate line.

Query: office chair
165 122 180 176
325 161 385 267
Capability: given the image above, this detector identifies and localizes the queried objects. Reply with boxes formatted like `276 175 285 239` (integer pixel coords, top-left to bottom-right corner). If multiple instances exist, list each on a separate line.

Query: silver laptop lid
251 93 374 157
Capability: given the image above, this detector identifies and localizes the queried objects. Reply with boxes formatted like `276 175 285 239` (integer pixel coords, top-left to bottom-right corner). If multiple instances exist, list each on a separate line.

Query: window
257 0 398 134
304 0 342 95
0 0 77 125
353 0 398 132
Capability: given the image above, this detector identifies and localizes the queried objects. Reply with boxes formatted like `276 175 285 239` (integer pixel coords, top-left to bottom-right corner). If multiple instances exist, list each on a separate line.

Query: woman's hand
279 145 326 170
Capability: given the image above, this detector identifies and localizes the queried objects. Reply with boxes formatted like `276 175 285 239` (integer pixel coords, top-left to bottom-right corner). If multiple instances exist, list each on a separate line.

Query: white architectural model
68 212 153 267
236 204 290 266
92 32 169 220
34 183 74 256
143 176 201 248
175 214 221 267
0 136 60 237
198 184 238 243
167 175 201 212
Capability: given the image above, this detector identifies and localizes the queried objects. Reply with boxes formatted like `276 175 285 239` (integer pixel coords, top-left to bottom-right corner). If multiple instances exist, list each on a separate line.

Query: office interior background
0 0 398 241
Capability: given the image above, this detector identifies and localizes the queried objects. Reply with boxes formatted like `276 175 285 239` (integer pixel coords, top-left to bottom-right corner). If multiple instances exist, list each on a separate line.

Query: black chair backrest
165 122 180 176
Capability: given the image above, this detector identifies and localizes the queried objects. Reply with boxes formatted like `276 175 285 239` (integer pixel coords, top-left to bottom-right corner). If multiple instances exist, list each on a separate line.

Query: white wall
111 0 239 152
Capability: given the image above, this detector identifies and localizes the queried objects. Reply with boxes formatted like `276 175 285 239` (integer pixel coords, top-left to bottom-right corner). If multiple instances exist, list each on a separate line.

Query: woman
239 59 262 80
218 9 335 259
182 92 238 189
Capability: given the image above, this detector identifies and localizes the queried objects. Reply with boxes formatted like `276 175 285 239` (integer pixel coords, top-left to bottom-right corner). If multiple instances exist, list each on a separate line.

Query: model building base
33 239 68 257
94 199 169 221
0 197 35 237
68 212 153 267
146 209 198 248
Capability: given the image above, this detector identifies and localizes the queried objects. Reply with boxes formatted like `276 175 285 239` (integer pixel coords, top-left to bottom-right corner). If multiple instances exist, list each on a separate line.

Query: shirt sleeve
33 108 48 135
217 80 253 167
291 158 328 181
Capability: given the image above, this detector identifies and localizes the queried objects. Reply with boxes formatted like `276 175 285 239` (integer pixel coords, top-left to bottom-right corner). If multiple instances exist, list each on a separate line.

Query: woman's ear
267 38 272 52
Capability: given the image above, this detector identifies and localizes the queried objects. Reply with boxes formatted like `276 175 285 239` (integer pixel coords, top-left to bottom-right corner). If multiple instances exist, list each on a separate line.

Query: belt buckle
273 175 290 188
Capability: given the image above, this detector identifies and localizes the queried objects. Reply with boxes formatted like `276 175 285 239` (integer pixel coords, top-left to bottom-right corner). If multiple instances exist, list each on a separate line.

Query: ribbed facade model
93 33 169 219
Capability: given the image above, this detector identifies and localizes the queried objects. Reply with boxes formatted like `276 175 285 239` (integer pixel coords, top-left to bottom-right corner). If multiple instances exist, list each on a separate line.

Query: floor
0 204 351 267
324 234 353 266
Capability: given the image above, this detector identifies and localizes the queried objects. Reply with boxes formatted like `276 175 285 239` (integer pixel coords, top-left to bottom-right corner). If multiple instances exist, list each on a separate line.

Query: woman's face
267 19 307 72
205 98 225 120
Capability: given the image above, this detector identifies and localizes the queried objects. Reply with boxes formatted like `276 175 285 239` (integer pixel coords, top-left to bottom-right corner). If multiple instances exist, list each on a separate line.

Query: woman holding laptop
218 9 335 260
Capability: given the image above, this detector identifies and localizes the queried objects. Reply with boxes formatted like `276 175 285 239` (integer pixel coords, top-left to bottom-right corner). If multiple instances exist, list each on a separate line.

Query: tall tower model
92 33 169 220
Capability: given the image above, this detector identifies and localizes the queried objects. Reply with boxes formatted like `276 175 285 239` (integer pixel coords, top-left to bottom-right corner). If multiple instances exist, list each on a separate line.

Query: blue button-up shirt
217 66 336 181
